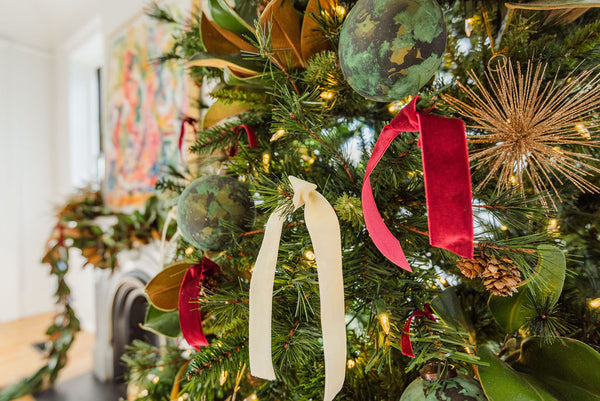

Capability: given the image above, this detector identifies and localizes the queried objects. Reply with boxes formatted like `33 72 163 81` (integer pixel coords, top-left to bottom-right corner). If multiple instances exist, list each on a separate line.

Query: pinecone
457 256 485 279
481 256 522 296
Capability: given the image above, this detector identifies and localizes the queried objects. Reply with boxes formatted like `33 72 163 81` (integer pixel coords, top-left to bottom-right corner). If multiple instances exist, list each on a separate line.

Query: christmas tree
3 1 600 401
124 1 600 400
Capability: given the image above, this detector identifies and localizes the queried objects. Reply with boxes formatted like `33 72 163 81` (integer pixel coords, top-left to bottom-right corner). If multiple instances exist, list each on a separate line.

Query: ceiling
0 0 100 51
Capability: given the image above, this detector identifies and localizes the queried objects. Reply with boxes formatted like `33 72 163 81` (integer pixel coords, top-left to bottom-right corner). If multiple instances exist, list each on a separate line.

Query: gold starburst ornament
443 59 600 206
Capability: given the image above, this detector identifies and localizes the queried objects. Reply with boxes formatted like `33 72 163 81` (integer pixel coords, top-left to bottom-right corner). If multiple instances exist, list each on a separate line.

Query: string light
140 390 149 397
439 277 448 287
152 376 160 384
465 18 474 37
547 218 559 233
335 5 346 16
388 102 402 114
248 395 258 401
553 146 563 154
304 250 316 261
509 175 517 186
185 247 194 255
219 370 228 386
589 298 600 309
379 314 391 335
576 123 591 140
320 91 335 100
500 225 508 231
262 153 271 172
347 359 356 369
177 395 189 401
270 128 286 142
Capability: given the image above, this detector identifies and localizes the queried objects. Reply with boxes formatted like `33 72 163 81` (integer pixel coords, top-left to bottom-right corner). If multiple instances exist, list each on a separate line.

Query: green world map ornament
338 0 447 102
400 363 487 401
177 175 253 251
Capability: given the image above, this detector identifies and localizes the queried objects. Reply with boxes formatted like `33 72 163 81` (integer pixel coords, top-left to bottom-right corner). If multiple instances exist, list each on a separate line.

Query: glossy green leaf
488 245 565 333
431 287 473 334
513 337 600 401
506 0 600 9
477 345 560 401
202 0 255 39
142 305 181 338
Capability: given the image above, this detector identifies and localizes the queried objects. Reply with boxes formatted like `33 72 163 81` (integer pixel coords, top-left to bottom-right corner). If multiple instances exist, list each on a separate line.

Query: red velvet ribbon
401 303 436 358
361 96 473 271
178 257 220 350
179 117 198 161
229 124 258 157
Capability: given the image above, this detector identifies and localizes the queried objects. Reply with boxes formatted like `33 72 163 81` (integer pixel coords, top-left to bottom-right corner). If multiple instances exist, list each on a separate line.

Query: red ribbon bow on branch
229 124 258 157
361 96 474 271
401 303 436 358
179 117 198 162
178 257 220 350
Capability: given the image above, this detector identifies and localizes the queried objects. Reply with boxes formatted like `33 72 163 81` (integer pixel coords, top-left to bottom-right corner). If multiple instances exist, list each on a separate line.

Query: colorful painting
105 0 191 209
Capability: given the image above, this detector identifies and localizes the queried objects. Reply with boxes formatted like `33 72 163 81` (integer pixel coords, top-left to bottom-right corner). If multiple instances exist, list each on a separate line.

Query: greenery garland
0 191 172 401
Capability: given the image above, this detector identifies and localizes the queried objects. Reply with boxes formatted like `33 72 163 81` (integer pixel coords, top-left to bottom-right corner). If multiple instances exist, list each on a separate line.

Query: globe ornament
400 363 487 401
338 0 447 102
177 175 253 251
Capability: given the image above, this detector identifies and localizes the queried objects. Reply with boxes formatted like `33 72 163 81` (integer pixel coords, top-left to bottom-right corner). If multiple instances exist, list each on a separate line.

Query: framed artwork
104 0 193 209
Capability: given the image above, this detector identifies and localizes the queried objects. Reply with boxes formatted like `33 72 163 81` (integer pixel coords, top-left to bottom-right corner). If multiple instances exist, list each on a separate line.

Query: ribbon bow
179 117 198 162
249 176 346 401
229 124 258 157
401 303 437 358
179 257 220 350
362 96 474 271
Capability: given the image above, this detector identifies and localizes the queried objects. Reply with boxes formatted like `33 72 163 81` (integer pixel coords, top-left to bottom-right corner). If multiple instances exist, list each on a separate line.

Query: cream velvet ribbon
249 176 346 401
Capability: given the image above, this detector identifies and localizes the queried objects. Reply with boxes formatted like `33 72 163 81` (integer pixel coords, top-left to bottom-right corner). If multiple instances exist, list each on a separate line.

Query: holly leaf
142 305 181 338
260 0 305 68
145 262 192 311
488 245 565 333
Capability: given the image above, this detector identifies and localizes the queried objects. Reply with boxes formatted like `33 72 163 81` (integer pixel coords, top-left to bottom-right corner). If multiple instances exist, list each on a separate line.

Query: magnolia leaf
430 287 474 335
223 67 268 87
202 0 256 39
505 0 600 9
145 262 192 311
300 0 333 62
202 99 250 130
142 305 182 338
187 52 261 77
515 337 600 400
488 245 565 333
260 0 305 69
200 13 256 55
478 344 560 401
170 360 191 399
478 338 600 401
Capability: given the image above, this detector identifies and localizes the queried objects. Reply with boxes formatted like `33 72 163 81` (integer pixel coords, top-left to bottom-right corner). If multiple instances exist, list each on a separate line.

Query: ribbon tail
418 113 474 259
179 261 209 350
304 192 346 401
400 314 417 358
361 125 413 272
249 210 286 381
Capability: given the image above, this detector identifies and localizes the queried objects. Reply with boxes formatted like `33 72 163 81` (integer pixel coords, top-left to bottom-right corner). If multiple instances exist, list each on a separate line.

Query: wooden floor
0 313 95 401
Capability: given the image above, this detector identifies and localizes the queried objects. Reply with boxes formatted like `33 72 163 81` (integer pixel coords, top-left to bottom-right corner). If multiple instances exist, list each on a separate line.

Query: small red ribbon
229 124 258 157
361 96 473 271
179 117 198 161
401 303 436 358
178 257 220 350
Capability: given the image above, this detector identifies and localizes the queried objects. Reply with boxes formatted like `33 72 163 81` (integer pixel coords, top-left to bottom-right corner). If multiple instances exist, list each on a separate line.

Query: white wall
0 40 57 322
0 0 150 327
